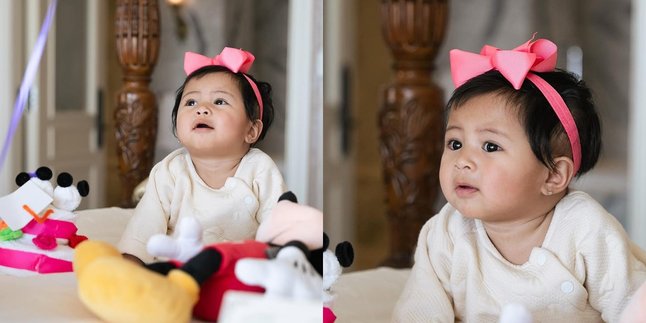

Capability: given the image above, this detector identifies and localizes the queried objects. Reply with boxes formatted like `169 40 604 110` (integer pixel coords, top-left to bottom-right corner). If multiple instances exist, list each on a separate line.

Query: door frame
24 0 106 208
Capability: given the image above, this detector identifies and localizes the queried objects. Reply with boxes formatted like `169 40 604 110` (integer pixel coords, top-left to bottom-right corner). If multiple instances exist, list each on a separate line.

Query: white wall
285 0 323 209
628 0 646 249
323 0 355 244
0 1 22 196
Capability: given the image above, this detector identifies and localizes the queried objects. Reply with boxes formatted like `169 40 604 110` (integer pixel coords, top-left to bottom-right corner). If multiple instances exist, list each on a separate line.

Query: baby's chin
445 197 489 220
186 143 248 158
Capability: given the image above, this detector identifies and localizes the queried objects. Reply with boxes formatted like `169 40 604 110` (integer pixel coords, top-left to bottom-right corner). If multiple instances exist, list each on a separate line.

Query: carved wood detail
379 0 448 267
114 0 160 207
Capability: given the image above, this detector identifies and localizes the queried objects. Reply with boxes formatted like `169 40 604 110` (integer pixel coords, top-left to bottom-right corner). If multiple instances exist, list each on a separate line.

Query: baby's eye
482 142 501 152
184 99 197 107
447 139 462 151
214 99 228 105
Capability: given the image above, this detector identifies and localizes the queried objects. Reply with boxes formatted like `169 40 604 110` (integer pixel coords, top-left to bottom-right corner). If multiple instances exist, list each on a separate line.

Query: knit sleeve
251 158 286 224
578 204 646 322
392 214 455 322
117 164 172 263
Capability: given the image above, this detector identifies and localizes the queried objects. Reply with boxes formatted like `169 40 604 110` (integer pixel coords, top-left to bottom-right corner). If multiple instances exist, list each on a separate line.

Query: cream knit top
393 191 646 322
118 148 286 263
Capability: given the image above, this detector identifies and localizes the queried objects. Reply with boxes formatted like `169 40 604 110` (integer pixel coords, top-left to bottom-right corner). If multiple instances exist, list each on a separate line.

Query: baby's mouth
455 184 479 196
193 123 213 130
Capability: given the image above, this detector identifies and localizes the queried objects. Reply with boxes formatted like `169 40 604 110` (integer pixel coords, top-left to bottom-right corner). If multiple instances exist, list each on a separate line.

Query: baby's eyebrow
210 90 233 96
478 127 510 138
181 90 200 99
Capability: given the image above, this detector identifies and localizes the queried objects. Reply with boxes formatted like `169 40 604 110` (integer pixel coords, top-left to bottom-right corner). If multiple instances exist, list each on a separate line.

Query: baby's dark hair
446 69 601 176
171 65 275 143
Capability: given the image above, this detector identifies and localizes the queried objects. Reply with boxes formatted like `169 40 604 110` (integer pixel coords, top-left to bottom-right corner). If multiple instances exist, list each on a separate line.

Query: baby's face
439 93 550 222
175 72 254 158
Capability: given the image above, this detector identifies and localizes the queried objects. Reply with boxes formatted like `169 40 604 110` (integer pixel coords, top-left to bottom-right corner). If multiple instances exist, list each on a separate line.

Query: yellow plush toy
74 240 199 323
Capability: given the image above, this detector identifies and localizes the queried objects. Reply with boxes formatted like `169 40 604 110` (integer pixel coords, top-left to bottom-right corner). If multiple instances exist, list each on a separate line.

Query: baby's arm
582 220 646 321
117 167 172 264
252 161 286 224
392 220 455 322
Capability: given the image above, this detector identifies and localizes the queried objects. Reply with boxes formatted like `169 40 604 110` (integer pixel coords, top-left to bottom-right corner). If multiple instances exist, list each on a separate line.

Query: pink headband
184 47 264 120
449 35 582 173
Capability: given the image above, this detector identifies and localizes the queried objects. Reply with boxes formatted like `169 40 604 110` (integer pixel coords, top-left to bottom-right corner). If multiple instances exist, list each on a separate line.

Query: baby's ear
542 156 574 196
244 120 263 144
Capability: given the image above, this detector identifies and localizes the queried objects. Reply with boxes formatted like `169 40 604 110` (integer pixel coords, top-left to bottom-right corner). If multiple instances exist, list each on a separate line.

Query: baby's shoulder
240 148 281 173
553 190 625 236
150 148 192 179
424 203 477 243
244 148 276 164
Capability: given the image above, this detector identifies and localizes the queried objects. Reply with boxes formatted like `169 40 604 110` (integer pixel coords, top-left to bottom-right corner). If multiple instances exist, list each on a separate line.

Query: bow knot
184 47 255 76
450 37 558 89
182 47 264 120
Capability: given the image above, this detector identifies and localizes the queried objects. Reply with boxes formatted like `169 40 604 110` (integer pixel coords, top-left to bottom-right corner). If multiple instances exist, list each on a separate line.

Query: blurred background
324 0 646 270
0 0 323 210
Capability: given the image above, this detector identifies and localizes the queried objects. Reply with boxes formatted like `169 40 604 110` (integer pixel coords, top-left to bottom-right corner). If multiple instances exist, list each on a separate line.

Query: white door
24 0 105 208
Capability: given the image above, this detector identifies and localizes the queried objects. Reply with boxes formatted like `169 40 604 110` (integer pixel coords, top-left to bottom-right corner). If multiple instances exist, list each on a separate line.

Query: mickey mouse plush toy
14 166 90 248
323 233 354 323
0 166 89 275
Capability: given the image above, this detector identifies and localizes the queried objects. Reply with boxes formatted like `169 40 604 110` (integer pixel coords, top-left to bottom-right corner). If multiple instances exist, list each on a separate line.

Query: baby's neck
482 207 555 265
190 153 246 189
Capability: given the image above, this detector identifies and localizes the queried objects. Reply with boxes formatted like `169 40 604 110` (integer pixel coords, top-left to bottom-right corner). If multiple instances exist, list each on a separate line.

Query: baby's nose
196 107 209 115
454 150 475 170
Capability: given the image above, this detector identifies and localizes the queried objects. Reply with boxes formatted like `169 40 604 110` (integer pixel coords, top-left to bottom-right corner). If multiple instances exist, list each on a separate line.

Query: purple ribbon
0 0 57 171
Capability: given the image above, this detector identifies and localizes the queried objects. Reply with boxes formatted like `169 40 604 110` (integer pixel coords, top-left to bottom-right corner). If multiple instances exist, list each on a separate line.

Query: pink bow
184 47 255 76
449 36 582 174
450 36 558 89
183 47 264 120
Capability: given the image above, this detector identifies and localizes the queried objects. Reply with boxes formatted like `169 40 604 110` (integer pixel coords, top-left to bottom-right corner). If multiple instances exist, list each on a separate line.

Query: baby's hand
147 217 203 262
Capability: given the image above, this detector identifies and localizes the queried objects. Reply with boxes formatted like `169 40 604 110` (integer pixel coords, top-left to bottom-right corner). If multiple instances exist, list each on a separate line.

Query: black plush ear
323 232 330 250
309 247 324 276
278 191 297 203
282 240 310 258
15 172 31 186
35 166 53 181
57 172 73 187
77 180 90 197
335 241 354 268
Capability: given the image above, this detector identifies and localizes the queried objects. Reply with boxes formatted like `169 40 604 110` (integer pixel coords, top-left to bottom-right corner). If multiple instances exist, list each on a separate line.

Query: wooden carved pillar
114 0 160 207
379 0 448 267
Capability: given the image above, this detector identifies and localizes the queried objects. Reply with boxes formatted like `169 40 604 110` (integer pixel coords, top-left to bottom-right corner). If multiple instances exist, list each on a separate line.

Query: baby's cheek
438 162 452 195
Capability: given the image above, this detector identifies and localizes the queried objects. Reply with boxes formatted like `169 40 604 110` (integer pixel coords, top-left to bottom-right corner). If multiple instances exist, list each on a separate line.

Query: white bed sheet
0 207 133 322
333 267 410 323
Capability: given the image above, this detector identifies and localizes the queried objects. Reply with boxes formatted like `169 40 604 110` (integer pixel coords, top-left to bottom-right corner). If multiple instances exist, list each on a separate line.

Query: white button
561 281 574 294
244 196 254 205
534 253 546 266
227 180 237 189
